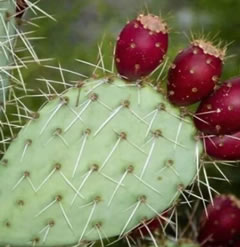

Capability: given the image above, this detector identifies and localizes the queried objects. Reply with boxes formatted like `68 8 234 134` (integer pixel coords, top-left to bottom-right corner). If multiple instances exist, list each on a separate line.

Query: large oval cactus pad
0 77 201 246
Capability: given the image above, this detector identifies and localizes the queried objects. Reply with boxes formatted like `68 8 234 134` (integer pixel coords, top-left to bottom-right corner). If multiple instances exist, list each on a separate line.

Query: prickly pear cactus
0 0 16 109
0 77 202 246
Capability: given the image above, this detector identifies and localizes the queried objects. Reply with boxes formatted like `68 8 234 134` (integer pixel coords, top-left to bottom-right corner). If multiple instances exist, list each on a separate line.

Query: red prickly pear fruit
16 0 28 18
115 14 168 81
167 40 225 106
194 77 240 135
203 131 240 160
198 195 240 245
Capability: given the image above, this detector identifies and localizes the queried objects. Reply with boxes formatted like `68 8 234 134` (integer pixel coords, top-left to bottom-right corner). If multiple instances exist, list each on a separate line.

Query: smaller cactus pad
0 0 17 106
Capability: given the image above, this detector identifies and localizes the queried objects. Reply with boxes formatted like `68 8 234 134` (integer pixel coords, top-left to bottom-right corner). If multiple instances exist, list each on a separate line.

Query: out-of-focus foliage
26 0 240 79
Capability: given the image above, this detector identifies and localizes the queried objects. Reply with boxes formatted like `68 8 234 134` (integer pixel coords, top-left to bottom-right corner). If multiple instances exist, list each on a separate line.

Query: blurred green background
25 0 240 79
22 0 240 197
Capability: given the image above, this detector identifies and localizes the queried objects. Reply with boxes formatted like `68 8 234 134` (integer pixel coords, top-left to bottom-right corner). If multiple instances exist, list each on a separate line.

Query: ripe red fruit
194 77 240 135
203 131 240 160
115 14 168 81
198 195 240 245
16 0 28 18
167 40 224 106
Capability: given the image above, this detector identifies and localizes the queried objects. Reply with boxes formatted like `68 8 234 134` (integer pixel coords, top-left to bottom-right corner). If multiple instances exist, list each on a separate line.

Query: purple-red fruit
168 40 224 106
198 195 240 245
115 14 168 81
204 131 240 160
195 77 240 135
16 0 28 18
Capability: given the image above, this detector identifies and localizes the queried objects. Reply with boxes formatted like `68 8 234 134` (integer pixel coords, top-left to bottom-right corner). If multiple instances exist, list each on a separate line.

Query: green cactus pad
0 77 202 246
